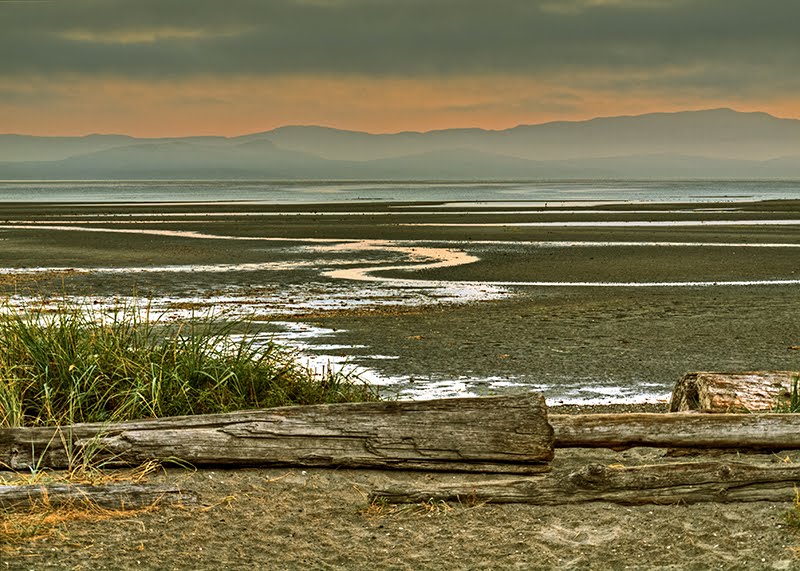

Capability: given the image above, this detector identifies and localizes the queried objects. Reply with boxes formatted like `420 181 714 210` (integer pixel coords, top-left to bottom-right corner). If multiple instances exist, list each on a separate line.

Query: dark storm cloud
1 0 798 89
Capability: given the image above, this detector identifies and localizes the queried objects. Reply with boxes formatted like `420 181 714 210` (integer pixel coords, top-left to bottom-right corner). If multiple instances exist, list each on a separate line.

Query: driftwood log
371 461 800 505
0 395 554 474
549 412 800 450
0 483 198 511
670 371 798 412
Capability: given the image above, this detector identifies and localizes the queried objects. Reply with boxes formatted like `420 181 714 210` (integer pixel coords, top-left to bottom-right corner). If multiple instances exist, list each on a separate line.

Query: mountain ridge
2 109 800 179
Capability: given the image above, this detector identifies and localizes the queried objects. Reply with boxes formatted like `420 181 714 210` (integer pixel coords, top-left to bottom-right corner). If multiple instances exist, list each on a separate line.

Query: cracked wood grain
0 395 553 473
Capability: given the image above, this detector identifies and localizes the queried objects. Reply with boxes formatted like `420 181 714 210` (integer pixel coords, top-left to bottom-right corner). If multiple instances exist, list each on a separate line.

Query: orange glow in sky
3 74 798 137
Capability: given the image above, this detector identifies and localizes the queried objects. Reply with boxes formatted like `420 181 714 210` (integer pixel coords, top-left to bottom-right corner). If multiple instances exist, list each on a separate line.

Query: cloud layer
2 0 798 135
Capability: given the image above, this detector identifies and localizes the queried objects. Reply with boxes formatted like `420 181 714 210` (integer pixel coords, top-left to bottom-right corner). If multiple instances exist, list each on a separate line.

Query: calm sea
0 179 798 204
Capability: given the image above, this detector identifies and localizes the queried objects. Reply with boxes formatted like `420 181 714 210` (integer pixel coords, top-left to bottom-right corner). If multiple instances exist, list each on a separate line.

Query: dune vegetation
0 301 376 428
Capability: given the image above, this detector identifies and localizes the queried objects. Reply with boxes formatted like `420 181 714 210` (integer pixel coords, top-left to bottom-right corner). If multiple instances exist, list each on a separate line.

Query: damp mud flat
1 197 799 403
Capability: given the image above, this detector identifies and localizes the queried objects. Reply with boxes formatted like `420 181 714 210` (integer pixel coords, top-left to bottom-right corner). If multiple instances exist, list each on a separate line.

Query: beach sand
2 199 800 568
3 441 800 570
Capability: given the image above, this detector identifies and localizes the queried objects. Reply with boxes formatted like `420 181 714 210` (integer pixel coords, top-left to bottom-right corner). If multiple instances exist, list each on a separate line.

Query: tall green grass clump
773 374 800 413
0 302 376 428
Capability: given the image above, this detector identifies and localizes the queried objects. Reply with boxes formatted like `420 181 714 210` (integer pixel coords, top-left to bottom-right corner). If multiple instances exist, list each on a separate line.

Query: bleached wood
0 395 553 474
371 461 800 505
549 412 800 450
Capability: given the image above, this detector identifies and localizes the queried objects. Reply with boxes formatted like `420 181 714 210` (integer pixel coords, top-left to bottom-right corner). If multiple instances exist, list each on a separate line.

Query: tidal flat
3 196 800 570
1 198 798 404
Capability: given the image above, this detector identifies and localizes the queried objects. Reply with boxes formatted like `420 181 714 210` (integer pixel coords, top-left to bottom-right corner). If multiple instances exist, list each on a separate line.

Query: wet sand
2 198 800 569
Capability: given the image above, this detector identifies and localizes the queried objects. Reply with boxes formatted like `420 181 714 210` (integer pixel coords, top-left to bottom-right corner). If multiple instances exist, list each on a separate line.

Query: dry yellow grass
1 492 161 549
0 460 171 548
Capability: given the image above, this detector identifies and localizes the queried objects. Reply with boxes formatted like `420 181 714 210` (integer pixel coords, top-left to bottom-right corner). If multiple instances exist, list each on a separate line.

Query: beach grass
0 300 377 428
785 376 800 413
772 374 800 414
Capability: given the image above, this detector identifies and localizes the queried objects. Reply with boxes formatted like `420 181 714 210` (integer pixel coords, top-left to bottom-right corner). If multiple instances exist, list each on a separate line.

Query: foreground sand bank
3 437 799 570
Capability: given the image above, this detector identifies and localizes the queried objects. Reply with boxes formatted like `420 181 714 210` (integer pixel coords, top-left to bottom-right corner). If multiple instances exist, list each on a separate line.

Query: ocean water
0 179 798 204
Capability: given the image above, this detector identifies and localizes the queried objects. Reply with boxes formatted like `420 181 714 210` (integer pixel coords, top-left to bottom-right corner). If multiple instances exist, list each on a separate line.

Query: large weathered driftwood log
0 483 198 511
549 412 800 450
371 461 800 505
669 371 798 412
0 395 554 473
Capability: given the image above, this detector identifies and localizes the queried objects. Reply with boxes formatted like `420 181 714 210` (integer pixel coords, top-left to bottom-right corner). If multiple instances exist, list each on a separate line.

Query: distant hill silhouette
2 109 800 179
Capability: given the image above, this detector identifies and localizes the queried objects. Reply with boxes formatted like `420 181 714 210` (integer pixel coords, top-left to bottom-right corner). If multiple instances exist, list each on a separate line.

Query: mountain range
2 108 800 180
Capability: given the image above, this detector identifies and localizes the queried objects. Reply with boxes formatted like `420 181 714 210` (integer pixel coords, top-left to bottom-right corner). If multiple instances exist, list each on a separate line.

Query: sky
1 0 798 137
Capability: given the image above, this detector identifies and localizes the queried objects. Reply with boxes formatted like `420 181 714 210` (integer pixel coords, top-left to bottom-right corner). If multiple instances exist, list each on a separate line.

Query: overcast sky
1 0 798 136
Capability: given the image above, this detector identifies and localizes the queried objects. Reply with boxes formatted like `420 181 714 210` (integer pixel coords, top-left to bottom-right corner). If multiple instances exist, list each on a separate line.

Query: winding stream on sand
2 222 800 289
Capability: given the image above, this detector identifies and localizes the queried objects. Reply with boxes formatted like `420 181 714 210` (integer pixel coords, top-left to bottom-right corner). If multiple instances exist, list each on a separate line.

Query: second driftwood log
549 412 800 450
371 461 800 505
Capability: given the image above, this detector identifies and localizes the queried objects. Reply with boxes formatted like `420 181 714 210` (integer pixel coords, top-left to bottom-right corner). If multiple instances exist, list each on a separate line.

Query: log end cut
669 371 800 413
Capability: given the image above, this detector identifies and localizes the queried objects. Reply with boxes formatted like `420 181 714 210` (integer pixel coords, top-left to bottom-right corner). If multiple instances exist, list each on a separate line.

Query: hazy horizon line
3 106 797 140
